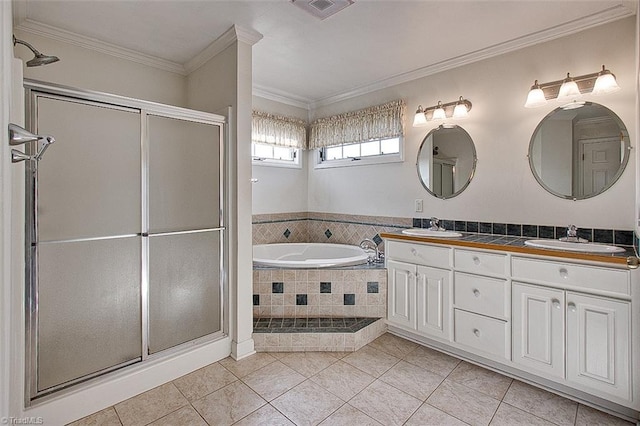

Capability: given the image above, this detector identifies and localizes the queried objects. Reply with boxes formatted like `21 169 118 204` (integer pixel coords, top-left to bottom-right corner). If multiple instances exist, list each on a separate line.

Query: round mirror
528 102 630 200
417 124 477 199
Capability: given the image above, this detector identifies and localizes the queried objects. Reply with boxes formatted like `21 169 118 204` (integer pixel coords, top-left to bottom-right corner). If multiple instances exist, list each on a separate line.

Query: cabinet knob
411 248 418 256
472 256 481 265
473 289 480 297
559 268 569 279
568 302 577 312
551 299 561 309
473 328 481 337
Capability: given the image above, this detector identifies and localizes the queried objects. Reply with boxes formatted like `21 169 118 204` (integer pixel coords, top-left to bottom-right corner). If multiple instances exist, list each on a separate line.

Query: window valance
251 110 308 149
309 99 406 149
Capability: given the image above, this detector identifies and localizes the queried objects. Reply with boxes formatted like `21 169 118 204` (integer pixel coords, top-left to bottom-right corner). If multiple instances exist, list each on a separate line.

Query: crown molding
14 19 187 75
252 83 311 110
234 25 263 46
184 25 263 74
11 3 635 111
308 3 636 109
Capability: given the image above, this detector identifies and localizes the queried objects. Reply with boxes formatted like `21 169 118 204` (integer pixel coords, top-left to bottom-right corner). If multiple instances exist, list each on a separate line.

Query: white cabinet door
512 283 565 378
566 293 631 401
416 265 451 340
387 260 416 330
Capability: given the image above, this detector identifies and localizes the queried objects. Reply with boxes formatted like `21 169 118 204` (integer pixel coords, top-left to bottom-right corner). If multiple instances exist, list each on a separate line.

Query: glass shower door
147 115 223 354
24 83 227 402
31 96 142 396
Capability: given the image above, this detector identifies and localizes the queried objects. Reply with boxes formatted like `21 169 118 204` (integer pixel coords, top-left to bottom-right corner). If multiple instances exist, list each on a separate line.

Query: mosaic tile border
251 211 637 249
253 317 379 333
412 218 636 247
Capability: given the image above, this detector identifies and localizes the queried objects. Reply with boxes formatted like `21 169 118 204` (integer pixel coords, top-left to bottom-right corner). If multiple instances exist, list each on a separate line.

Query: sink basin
401 228 462 238
524 239 625 254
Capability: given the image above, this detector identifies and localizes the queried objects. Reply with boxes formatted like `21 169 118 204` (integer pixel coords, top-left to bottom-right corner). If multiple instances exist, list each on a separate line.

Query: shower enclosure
21 81 226 402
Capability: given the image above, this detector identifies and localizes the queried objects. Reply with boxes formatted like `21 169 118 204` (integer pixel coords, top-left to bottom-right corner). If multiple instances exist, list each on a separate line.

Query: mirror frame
527 102 630 200
416 124 477 199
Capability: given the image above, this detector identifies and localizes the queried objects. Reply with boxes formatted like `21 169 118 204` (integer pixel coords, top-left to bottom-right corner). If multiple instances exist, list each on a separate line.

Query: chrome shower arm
13 35 42 56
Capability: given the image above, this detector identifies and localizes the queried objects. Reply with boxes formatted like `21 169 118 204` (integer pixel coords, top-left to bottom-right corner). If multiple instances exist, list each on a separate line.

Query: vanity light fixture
412 96 472 127
524 65 620 108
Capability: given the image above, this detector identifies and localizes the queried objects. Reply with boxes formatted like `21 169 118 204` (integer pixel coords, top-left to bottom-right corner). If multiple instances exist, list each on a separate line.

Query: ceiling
12 0 637 109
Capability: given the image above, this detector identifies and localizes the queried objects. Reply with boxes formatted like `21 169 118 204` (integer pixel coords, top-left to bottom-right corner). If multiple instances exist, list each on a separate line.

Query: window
309 99 406 168
252 142 300 167
251 110 307 168
318 136 402 167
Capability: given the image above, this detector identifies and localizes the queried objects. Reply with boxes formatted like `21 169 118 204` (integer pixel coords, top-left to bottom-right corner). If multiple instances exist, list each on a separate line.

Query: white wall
13 30 186 106
252 95 309 214
187 34 256 359
307 17 637 230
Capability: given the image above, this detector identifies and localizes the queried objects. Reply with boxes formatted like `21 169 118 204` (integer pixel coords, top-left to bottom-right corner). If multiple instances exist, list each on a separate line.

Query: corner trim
231 338 255 360
184 25 263 74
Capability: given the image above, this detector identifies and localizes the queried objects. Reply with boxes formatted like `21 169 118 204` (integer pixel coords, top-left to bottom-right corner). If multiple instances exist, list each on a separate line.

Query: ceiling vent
291 0 355 20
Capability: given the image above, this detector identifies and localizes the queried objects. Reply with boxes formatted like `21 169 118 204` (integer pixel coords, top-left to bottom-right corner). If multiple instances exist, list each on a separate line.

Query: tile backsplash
252 212 636 248
415 218 635 247
252 212 410 247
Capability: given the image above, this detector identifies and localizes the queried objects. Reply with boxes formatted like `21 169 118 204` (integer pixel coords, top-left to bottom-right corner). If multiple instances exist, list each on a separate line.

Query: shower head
13 35 59 67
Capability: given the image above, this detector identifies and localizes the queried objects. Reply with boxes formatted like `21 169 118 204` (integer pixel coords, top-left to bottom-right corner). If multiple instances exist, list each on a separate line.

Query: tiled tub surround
252 212 411 247
252 267 387 318
252 266 387 352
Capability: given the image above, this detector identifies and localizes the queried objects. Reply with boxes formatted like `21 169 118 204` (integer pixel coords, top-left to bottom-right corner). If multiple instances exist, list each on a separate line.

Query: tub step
252 317 386 352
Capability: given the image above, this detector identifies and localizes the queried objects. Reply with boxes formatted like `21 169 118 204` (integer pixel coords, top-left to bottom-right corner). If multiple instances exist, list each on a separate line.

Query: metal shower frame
22 79 229 404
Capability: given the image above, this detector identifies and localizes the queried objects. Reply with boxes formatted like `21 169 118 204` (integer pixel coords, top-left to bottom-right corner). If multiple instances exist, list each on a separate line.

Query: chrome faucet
360 239 384 263
561 224 587 243
429 217 444 231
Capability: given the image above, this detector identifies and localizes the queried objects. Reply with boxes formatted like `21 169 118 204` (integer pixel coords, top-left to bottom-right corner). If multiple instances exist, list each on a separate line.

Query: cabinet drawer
454 309 509 360
512 257 629 296
454 273 508 319
386 241 450 268
455 249 507 277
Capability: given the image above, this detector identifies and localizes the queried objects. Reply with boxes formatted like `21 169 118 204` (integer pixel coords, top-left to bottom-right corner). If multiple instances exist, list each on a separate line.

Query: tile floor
70 333 634 426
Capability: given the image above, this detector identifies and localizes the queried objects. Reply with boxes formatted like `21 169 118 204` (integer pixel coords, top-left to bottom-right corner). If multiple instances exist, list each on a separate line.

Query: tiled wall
252 212 411 247
252 267 387 318
413 218 636 247
252 211 637 249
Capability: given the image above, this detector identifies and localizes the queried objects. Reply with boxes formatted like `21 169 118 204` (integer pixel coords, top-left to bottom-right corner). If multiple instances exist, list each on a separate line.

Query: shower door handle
11 136 55 163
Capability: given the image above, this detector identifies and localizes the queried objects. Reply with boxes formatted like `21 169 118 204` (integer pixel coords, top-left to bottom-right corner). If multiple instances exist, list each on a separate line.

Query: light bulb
431 102 446 120
452 97 469 118
557 73 581 101
412 106 428 127
524 80 547 108
592 65 620 95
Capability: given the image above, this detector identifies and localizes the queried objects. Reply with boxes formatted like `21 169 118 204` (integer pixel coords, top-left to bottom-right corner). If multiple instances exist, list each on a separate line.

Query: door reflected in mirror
417 124 477 199
528 102 630 200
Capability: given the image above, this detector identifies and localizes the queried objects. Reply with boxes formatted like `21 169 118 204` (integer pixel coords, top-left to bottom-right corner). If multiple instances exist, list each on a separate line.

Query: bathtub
253 243 370 268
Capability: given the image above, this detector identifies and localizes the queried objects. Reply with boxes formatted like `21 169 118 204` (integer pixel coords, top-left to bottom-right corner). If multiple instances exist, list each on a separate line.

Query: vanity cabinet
384 236 637 414
386 241 451 341
387 259 415 329
512 282 631 401
566 292 630 401
512 283 565 378
452 250 510 359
